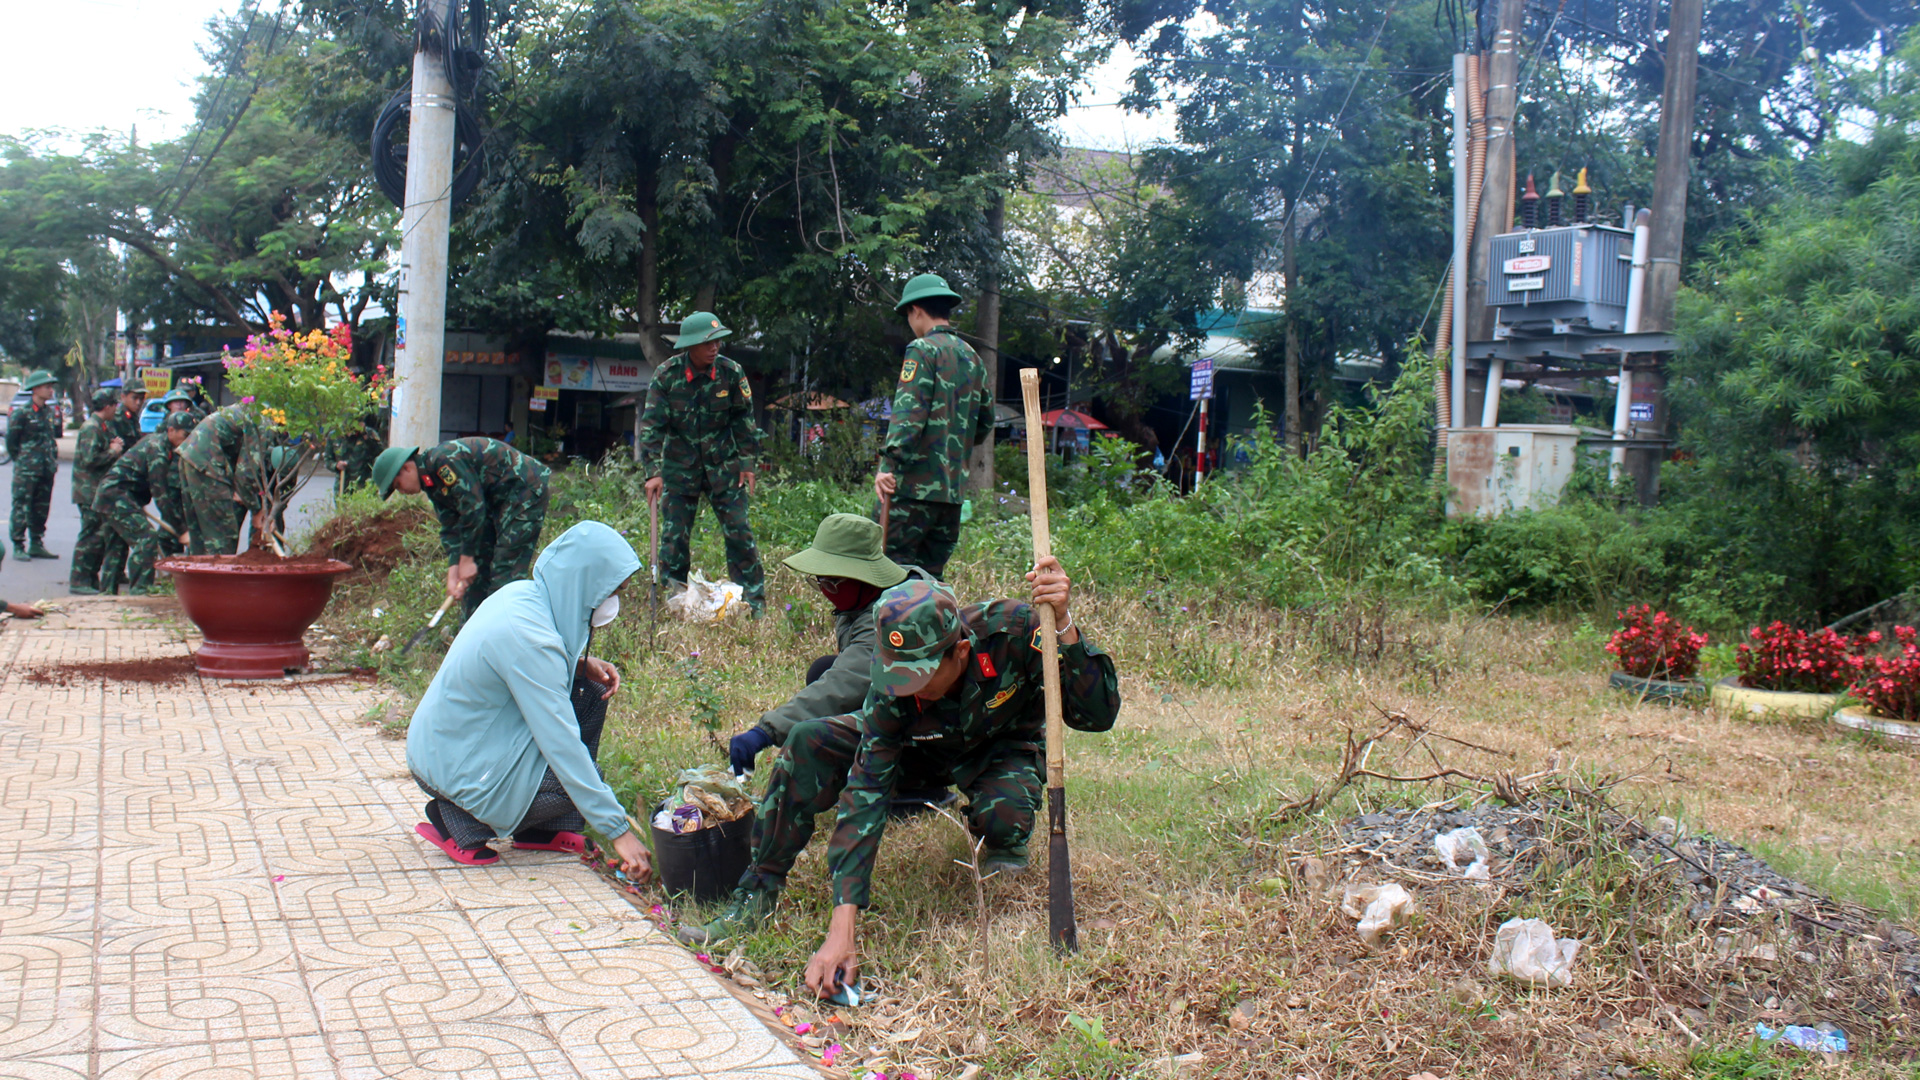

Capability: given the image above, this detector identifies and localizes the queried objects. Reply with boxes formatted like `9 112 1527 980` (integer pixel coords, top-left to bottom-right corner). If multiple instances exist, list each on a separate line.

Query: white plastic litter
665 571 745 622
1434 826 1492 880
1340 883 1416 947
1488 917 1581 987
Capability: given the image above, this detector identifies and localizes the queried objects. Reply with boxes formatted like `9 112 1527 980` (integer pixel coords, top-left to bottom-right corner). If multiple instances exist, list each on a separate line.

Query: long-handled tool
878 489 892 549
399 595 457 657
143 510 184 542
648 491 661 650
1019 367 1076 953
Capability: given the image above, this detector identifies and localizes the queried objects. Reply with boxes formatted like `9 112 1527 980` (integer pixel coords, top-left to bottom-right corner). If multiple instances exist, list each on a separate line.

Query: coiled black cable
370 87 486 212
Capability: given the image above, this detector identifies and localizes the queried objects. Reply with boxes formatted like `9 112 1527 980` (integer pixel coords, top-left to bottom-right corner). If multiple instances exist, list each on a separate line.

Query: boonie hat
671 312 732 350
371 445 420 498
894 273 962 313
783 514 909 589
163 411 198 434
872 579 964 697
21 370 55 392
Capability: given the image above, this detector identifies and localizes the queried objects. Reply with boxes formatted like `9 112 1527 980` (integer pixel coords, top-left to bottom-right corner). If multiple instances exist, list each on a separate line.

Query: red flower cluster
1846 626 1919 722
1736 622 1875 693
1606 605 1708 680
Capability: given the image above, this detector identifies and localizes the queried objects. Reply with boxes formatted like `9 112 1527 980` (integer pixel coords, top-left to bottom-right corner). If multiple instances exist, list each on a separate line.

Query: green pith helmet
894 273 962 313
160 389 193 406
782 514 909 589
671 311 732 350
163 411 197 434
872 579 964 698
90 389 118 411
372 445 420 498
21 370 55 392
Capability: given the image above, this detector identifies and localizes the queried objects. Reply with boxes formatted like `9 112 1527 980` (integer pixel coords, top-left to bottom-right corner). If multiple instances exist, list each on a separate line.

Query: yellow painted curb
1710 676 1843 720
1833 705 1920 743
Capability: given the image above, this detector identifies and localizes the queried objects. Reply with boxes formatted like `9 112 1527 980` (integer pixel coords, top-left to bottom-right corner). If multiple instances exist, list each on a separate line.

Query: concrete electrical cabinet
1445 425 1584 517
1486 224 1632 335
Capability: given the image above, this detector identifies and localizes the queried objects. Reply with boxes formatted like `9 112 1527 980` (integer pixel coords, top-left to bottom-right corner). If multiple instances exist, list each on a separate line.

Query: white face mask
590 594 621 627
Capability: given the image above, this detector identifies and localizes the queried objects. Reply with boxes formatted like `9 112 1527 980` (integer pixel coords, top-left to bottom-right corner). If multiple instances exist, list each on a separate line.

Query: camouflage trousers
9 465 53 546
69 508 131 591
658 485 765 612
737 717 1039 895
95 499 165 590
879 496 963 579
460 485 552 618
178 461 247 556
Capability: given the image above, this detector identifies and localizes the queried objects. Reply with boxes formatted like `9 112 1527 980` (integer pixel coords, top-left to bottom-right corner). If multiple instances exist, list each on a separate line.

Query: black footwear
888 788 959 821
27 543 58 559
676 887 778 946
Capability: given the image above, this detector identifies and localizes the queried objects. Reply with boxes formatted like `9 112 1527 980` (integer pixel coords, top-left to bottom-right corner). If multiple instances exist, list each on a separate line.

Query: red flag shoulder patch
977 653 997 679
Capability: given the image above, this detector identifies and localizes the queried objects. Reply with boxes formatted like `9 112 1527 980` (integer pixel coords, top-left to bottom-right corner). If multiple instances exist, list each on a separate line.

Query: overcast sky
0 0 1176 151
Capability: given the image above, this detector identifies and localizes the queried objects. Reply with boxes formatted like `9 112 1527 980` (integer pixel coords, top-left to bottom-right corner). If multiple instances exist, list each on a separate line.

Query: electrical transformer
1486 223 1632 335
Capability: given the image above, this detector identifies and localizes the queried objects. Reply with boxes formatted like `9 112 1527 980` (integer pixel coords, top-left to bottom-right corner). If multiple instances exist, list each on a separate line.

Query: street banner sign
1189 358 1214 401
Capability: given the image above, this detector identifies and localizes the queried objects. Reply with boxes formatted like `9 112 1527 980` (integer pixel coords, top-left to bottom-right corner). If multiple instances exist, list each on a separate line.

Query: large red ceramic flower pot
157 553 354 679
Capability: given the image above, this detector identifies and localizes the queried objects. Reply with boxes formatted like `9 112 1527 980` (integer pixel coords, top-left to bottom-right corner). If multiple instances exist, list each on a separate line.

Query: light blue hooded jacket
406 521 640 840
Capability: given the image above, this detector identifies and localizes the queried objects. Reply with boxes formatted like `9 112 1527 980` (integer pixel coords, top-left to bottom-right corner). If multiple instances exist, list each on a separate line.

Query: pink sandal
415 822 500 865
513 830 589 854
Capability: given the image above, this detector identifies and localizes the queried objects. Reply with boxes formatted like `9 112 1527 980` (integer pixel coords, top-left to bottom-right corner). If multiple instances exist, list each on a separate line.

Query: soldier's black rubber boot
68 585 100 596
677 887 777 946
981 844 1030 878
27 543 57 559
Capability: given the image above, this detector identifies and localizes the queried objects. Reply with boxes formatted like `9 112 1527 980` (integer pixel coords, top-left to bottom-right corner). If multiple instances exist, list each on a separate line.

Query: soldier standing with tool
681 560 1120 985
92 412 192 595
68 391 128 595
176 403 278 555
874 274 994 579
371 437 553 617
6 370 61 560
638 311 767 616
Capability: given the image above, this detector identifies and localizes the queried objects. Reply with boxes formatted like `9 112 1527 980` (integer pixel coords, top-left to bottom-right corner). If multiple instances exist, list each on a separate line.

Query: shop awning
1041 408 1108 430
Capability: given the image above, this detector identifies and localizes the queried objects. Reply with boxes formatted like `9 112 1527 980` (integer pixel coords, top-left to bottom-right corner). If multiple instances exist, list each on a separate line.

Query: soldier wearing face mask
725 515 935 786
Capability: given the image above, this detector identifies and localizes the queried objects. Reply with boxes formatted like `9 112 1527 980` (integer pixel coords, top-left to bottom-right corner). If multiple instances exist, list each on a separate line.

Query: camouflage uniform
92 425 185 591
880 326 992 578
69 412 129 591
751 566 934 746
176 404 275 556
413 437 553 616
6 399 59 552
328 414 384 493
637 354 765 610
738 598 1119 906
114 400 145 447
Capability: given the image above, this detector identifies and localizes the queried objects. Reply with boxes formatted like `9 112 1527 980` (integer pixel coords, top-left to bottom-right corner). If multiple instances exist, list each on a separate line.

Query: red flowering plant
1735 622 1873 693
1606 605 1708 680
1845 626 1918 722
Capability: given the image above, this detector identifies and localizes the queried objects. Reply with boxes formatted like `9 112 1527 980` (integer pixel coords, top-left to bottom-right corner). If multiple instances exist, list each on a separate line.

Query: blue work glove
729 728 773 777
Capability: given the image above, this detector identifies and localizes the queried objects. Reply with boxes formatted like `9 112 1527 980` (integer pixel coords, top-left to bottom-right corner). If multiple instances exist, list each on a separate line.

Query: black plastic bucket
651 802 756 903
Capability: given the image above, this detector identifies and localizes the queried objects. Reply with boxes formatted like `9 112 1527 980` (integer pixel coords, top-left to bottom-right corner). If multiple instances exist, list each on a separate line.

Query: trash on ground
1433 826 1492 880
1340 882 1416 947
650 764 755 832
1754 1022 1847 1054
667 571 745 622
1488 917 1581 987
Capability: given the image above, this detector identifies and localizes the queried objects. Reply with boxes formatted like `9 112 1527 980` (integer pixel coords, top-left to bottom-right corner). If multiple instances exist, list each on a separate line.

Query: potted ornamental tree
158 317 389 678
1606 605 1708 702
1711 621 1864 720
1836 627 1920 742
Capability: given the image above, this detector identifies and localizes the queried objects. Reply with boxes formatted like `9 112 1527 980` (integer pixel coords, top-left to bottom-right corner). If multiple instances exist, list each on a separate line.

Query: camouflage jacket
824 599 1119 907
637 354 761 492
71 416 123 506
177 404 273 511
96 430 182 523
4 400 59 477
881 326 992 505
114 405 145 447
753 567 933 744
415 437 552 565
328 418 384 485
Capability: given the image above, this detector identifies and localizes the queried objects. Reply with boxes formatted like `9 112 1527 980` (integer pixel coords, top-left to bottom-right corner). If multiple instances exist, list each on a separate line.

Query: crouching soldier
92 412 192 595
681 556 1119 997
176 403 278 555
372 437 553 616
69 390 127 594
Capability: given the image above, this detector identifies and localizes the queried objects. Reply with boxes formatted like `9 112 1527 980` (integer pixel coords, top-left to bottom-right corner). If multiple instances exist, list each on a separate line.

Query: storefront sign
544 354 650 393
532 385 559 401
140 367 172 397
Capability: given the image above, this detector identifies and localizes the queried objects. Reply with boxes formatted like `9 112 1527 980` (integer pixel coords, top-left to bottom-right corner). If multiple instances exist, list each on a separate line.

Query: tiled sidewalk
0 601 815 1080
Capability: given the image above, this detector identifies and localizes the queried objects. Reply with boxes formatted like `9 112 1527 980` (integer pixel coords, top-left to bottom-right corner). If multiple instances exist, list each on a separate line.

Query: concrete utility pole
1641 0 1702 333
1464 0 1526 348
392 0 459 450
968 193 1004 494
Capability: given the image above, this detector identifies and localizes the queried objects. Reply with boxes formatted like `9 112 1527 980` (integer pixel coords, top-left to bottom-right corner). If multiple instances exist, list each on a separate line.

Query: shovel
1019 367 1076 953
398 595 457 657
143 509 184 541
648 490 661 650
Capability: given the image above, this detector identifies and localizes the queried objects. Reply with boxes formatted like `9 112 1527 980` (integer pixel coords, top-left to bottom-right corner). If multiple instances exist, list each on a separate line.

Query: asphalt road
0 438 340 604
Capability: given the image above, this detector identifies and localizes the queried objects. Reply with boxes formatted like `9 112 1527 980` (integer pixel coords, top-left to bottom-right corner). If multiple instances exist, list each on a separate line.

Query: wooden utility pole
1464 0 1525 345
1641 0 1702 333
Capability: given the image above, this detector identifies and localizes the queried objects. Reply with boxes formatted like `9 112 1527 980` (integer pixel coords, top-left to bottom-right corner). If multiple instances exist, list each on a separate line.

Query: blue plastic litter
1754 1022 1847 1054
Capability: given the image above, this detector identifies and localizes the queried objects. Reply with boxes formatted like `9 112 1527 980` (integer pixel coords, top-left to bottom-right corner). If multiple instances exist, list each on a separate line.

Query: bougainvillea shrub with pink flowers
1735 622 1874 694
1605 605 1708 680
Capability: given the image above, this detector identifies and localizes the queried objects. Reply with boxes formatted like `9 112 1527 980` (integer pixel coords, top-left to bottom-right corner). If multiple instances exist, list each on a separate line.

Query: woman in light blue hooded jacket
407 520 652 879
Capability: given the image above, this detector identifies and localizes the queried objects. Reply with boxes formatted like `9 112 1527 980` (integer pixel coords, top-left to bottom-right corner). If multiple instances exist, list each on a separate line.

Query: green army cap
872 579 964 697
894 273 961 313
89 389 118 410
372 444 419 498
162 411 198 434
671 311 732 350
782 514 908 588
21 370 56 392
160 389 193 406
